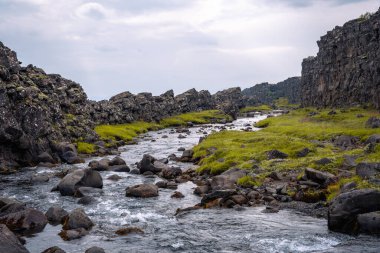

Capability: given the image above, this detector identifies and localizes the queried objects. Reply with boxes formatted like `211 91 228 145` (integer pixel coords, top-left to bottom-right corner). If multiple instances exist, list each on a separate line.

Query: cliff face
0 42 244 170
242 77 301 106
301 9 380 109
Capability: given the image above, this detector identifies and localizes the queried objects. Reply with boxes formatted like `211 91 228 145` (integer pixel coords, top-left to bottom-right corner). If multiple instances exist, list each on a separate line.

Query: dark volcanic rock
0 208 48 234
305 168 335 185
328 189 380 234
45 206 68 225
0 224 30 253
62 208 93 230
301 9 380 109
56 168 103 196
211 168 247 190
267 150 288 160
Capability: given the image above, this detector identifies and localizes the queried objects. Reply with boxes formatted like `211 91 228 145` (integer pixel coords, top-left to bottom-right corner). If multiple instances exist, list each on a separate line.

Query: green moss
237 175 261 187
326 175 379 202
95 110 231 142
274 97 299 109
194 108 380 175
77 142 96 154
240 105 272 113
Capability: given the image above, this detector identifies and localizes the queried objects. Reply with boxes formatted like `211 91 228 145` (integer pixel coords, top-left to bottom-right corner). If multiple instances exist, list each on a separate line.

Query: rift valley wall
301 9 380 109
242 77 301 106
0 42 243 169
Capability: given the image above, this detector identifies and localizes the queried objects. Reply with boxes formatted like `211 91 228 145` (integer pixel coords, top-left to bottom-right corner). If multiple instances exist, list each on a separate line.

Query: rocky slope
242 77 301 106
0 42 244 171
301 9 380 109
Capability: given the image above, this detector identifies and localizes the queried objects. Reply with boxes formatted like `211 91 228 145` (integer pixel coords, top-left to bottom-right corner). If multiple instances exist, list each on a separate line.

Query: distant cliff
301 9 380 109
0 42 243 170
242 77 301 106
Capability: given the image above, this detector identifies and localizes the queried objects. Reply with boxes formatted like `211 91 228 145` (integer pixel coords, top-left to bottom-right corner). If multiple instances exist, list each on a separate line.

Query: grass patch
237 175 261 187
95 110 231 142
194 107 380 175
240 105 272 113
77 142 96 154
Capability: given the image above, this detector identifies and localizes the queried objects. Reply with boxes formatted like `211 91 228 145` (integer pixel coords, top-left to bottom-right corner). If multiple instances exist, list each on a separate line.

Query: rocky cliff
0 42 244 170
301 9 380 109
242 77 301 106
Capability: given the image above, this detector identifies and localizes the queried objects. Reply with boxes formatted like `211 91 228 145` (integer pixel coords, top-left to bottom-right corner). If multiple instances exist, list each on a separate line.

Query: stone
85 246 106 253
365 134 380 145
166 181 178 189
109 165 130 172
210 168 247 190
115 227 144 236
305 168 335 185
125 184 159 198
194 185 210 196
155 181 167 188
357 211 380 235
328 189 380 234
162 166 182 179
0 208 48 234
56 169 103 196
30 173 49 183
333 135 358 149
109 156 126 166
0 224 30 253
315 158 332 165
58 228 88 241
89 158 110 171
45 206 68 225
230 194 248 205
37 152 55 164
42 246 66 253
267 150 288 160
296 148 311 157
171 191 185 198
137 154 162 174
77 196 96 205
107 174 122 181
365 117 380 128
356 163 380 179
62 208 93 230
201 190 236 206
180 149 194 162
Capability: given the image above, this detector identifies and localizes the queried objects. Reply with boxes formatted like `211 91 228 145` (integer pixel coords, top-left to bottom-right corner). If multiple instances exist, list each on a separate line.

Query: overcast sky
0 0 378 100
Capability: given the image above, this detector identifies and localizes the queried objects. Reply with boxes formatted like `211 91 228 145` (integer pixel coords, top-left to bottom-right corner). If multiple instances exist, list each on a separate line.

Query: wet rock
109 165 130 172
230 194 248 205
210 168 247 190
180 149 194 162
75 187 103 198
109 156 126 166
41 246 66 253
162 166 182 179
333 135 358 149
0 202 26 216
155 181 167 188
357 211 380 235
356 163 380 179
56 169 103 196
201 190 236 206
126 184 159 198
365 117 380 128
107 174 122 181
178 134 186 139
129 169 140 174
58 228 88 241
268 171 282 181
328 189 380 234
171 191 185 198
45 206 68 225
158 158 169 164
194 185 210 196
267 150 288 160
0 208 48 234
166 181 178 189
296 148 311 157
30 173 49 184
137 154 162 174
178 147 185 152
37 152 55 164
0 197 21 208
115 227 144 236
85 246 105 253
62 208 93 230
0 224 30 253
89 158 110 171
262 206 280 213
162 135 168 138
247 190 261 200
77 196 96 205
305 168 335 185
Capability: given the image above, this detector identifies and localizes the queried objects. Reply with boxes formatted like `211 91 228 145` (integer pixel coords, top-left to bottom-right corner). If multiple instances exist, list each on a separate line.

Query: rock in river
0 224 30 253
126 184 159 198
56 168 103 196
0 208 47 234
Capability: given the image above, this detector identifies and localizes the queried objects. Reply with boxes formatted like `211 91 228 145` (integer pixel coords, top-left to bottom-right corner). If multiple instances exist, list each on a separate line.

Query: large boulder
45 206 68 225
267 150 288 160
304 168 335 186
0 224 30 253
210 168 247 190
62 208 93 230
56 169 103 196
0 208 48 234
125 184 159 198
357 211 380 235
365 117 380 128
356 163 380 179
42 246 66 253
328 189 380 234
162 166 182 179
180 149 194 162
137 154 162 174
333 135 359 149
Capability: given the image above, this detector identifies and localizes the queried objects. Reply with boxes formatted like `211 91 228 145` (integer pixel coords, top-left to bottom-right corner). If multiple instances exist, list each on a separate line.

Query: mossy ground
77 142 96 154
240 105 272 113
193 108 380 190
93 110 231 143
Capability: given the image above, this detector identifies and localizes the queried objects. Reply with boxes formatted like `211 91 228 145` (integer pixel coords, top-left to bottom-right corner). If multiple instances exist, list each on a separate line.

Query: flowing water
0 115 379 253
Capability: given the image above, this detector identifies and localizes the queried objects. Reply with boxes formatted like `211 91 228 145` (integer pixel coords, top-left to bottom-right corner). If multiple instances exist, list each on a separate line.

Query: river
0 115 379 253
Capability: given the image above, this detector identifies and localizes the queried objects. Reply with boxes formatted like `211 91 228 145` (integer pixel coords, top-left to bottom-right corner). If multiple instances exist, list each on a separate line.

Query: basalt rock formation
0 41 244 171
301 9 380 109
242 77 301 106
